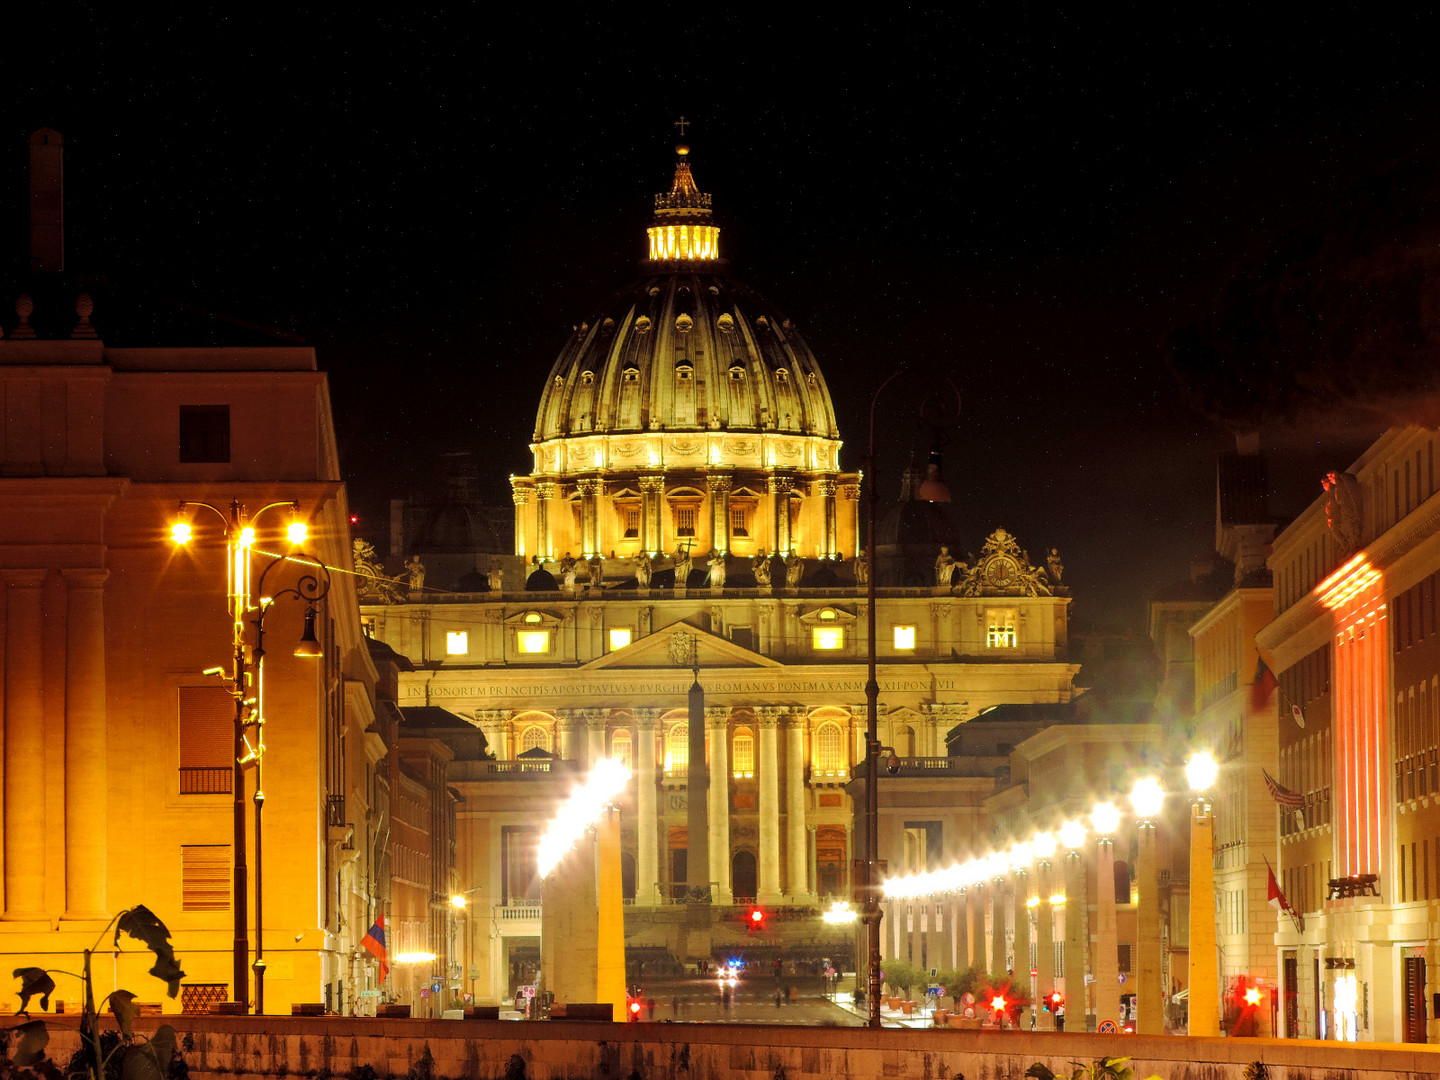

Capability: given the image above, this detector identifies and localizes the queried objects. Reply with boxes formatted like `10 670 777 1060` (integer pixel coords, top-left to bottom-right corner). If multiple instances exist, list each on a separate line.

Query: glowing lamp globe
1091 802 1121 837
1130 777 1165 821
1058 819 1086 851
1186 751 1219 793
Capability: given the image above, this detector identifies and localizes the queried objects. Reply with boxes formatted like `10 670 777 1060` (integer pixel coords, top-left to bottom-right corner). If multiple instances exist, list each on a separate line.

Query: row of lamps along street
877 752 1221 1034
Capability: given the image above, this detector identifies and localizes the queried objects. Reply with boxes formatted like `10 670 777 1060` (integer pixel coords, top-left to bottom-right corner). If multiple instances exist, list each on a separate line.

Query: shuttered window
182 845 230 911
179 686 233 794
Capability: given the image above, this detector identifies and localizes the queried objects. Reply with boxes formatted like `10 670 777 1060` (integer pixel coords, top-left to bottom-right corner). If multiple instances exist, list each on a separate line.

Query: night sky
6 8 1438 629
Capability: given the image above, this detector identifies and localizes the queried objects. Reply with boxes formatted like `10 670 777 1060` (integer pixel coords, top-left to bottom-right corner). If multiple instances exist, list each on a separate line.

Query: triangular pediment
581 622 782 671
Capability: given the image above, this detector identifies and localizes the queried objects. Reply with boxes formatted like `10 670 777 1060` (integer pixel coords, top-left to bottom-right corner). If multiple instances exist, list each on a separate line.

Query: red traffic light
747 907 766 930
990 994 1007 1013
630 1001 641 1014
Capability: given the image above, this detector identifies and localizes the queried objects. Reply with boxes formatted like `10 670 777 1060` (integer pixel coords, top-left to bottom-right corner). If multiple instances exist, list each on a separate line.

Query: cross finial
674 115 690 137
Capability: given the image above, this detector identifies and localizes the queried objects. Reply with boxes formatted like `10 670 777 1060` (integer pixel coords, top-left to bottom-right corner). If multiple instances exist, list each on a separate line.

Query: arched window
732 727 755 777
814 722 845 776
611 729 632 770
520 725 550 753
666 723 689 774
899 725 916 758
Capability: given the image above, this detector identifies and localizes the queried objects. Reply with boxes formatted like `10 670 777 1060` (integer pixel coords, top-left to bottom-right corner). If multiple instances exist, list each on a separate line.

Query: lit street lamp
1185 751 1220 1036
1129 777 1165 1035
172 498 327 1013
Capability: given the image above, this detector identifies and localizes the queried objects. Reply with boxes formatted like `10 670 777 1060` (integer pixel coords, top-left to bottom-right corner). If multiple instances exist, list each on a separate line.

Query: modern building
362 145 1081 1006
1259 425 1440 1043
0 130 384 1016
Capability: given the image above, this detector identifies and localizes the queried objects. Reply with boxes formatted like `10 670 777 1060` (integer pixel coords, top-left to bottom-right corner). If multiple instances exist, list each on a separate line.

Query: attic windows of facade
516 611 552 654
446 631 469 655
812 609 845 651
893 625 917 650
608 627 633 651
732 727 755 777
986 609 1018 649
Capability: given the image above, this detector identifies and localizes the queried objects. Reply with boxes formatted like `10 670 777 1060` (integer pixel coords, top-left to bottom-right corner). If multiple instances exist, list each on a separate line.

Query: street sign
1098 1019 1118 1034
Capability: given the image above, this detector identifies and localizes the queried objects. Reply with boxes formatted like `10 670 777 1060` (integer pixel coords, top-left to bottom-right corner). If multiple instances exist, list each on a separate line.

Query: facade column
817 477 838 558
768 476 792 555
586 713 606 767
706 708 732 904
534 481 556 560
577 478 603 559
843 483 861 559
1035 855 1055 1029
639 475 664 556
756 709 782 903
707 474 732 557
784 713 809 901
635 713 660 905
555 710 574 761
4 570 47 917
63 569 109 919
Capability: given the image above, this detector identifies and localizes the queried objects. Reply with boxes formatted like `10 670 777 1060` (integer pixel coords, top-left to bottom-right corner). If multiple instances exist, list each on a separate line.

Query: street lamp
860 371 960 1029
1091 801 1121 1032
1129 778 1164 1035
171 497 326 1013
1185 751 1219 1036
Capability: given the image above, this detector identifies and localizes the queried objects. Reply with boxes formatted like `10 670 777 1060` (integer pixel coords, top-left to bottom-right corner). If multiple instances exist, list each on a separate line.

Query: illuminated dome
513 147 856 565
533 147 840 450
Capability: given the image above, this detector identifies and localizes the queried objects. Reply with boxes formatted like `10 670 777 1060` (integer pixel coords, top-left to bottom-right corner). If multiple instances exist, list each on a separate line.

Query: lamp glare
287 519 308 545
1186 751 1219 793
171 521 192 545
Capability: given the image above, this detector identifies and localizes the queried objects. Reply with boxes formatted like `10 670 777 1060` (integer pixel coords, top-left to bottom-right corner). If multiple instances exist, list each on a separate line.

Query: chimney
29 128 65 274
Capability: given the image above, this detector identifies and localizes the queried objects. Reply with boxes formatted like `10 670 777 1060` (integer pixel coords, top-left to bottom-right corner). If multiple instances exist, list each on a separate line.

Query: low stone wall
31 1015 1440 1080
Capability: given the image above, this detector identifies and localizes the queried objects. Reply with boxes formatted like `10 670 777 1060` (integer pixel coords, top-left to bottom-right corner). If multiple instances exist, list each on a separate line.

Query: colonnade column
1094 832 1121 1029
635 713 659 905
843 483 861 559
63 568 109 919
768 476 792 555
990 875 1007 976
510 481 531 559
1035 855 1055 1029
756 709 782 903
706 708 732 904
707 474 732 556
957 886 972 968
535 482 556 560
784 713 809 901
4 570 47 917
1013 865 1031 1000
639 475 664 556
1136 819 1162 1034
1062 844 1086 1024
577 478 603 559
932 898 951 973
817 477 838 558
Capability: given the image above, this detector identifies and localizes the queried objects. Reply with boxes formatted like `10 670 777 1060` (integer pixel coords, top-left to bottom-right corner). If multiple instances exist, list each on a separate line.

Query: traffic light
747 906 766 931
990 994 1007 1016
628 999 642 1021
1045 991 1062 1012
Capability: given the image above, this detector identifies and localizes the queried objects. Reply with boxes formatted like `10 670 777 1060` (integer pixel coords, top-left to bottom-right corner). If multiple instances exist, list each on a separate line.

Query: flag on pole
1262 768 1304 809
1290 703 1306 729
361 915 389 983
1265 858 1303 931
1249 653 1279 710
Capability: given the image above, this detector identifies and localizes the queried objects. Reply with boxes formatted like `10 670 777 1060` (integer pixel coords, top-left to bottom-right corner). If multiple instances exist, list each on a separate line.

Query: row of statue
554 547 844 589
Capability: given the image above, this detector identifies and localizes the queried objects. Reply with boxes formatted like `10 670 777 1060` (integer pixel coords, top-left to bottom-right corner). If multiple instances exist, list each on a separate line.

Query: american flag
1262 768 1304 809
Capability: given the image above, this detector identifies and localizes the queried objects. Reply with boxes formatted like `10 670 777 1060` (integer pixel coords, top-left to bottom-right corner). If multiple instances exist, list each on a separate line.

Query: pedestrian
1055 1003 1065 1031
775 989 783 1009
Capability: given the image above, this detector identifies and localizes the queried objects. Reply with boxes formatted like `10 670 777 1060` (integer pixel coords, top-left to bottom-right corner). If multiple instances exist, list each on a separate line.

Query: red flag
1266 859 1303 930
1249 654 1278 710
361 914 389 983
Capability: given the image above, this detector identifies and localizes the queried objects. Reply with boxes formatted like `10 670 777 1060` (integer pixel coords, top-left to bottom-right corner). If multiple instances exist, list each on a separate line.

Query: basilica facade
363 146 1078 1005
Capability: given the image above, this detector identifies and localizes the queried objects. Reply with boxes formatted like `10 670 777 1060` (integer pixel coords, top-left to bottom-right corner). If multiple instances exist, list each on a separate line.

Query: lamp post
1031 832 1057 1030
171 498 310 1012
860 371 959 1029
1130 777 1165 1035
1185 751 1220 1036
1058 819 1086 1030
1091 801 1121 1031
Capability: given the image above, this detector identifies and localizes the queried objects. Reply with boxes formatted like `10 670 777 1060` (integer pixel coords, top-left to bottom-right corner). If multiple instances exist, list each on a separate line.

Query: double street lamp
172 498 331 1013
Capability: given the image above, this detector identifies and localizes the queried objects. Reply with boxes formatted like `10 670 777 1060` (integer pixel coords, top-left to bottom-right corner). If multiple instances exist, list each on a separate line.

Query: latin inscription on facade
403 676 955 700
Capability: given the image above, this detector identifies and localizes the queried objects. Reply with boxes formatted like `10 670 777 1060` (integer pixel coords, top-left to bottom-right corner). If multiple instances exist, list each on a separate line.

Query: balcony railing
179 766 231 795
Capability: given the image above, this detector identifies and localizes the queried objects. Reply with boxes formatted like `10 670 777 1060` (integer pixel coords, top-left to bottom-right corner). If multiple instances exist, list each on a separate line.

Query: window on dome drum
581 370 594 385
608 627 633 651
812 626 845 650
611 729 632 770
893 625 917 650
729 365 745 381
814 722 845 776
178 405 230 463
665 723 689 775
520 726 550 754
622 367 639 383
677 365 693 380
986 609 1018 649
732 728 755 777
179 685 233 795
446 631 468 655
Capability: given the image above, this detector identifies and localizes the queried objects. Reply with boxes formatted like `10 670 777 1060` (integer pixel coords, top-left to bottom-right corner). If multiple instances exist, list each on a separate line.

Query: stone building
362 145 1080 1006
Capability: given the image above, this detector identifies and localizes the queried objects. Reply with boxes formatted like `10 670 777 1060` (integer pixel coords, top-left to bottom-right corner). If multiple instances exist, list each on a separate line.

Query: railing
179 766 232 795
327 795 347 828
477 760 579 776
852 757 955 778
494 905 542 921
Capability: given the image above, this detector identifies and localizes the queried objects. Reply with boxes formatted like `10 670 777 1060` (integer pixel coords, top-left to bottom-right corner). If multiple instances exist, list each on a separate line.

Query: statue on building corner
353 539 402 604
1046 547 1064 585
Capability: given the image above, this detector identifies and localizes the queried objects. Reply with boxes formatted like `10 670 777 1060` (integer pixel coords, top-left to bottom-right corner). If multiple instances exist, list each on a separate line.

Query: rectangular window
179 685 233 794
730 627 755 651
178 405 231 463
623 506 640 538
675 505 697 537
986 609 1017 649
731 505 750 537
893 625 917 650
181 845 230 911
1117 942 1132 973
446 631 468 655
516 630 551 654
608 627 633 651
812 626 844 650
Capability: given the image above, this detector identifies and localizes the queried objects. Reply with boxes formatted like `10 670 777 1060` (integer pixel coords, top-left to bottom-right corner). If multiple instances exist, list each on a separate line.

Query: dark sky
6 7 1436 628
